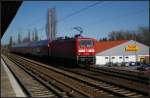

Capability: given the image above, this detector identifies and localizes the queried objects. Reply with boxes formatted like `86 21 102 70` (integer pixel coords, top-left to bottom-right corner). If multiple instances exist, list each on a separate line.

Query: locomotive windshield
79 40 93 47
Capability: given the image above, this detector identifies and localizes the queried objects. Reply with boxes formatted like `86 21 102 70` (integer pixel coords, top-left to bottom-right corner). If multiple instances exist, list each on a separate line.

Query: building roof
95 40 127 53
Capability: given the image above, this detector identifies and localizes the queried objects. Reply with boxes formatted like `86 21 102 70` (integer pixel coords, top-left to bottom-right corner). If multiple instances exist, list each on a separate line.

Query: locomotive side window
79 40 93 47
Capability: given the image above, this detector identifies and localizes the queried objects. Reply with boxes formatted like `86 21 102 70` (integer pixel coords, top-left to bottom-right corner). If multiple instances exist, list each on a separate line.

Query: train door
138 56 145 63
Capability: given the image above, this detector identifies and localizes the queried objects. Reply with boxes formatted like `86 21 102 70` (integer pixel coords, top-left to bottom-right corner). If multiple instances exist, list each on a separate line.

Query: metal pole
135 33 137 66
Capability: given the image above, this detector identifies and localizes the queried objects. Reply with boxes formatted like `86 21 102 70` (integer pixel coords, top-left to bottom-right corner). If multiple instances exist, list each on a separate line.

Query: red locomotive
11 36 96 67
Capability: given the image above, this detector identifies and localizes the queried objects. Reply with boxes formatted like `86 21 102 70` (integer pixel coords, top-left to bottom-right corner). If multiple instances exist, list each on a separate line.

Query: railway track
4 53 113 97
2 55 55 97
61 67 149 95
91 67 149 82
98 66 147 76
88 67 149 85
4 53 149 98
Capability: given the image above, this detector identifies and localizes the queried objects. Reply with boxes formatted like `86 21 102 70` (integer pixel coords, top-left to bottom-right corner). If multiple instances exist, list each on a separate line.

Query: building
95 40 149 66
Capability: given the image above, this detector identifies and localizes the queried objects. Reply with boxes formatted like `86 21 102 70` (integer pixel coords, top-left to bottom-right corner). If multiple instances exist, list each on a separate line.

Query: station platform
1 58 25 97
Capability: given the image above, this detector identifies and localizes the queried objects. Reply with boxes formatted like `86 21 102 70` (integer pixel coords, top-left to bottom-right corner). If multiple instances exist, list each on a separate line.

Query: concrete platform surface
1 58 26 97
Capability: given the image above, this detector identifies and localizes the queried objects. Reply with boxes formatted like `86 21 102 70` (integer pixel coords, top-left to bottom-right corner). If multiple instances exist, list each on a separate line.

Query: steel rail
8 53 148 97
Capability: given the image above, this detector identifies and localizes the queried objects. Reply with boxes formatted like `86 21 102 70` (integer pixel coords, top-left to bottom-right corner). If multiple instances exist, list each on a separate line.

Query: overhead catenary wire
57 8 147 39
90 9 146 25
18 8 146 43
24 1 104 37
58 1 104 22
16 1 146 40
76 8 147 29
81 9 147 40
25 1 104 28
13 1 104 40
28 2 146 33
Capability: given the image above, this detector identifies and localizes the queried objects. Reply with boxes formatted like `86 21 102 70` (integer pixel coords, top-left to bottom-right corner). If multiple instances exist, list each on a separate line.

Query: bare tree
28 30 31 42
17 33 21 44
34 28 39 41
22 37 29 43
108 31 116 40
108 30 134 40
136 26 149 46
32 31 35 41
46 8 57 41
107 26 149 46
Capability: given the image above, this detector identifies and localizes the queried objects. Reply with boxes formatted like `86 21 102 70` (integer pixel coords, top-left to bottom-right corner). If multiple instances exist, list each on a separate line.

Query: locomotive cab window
79 40 93 47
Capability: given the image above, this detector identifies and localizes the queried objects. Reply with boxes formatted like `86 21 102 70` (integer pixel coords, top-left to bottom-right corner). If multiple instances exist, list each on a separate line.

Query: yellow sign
125 44 139 51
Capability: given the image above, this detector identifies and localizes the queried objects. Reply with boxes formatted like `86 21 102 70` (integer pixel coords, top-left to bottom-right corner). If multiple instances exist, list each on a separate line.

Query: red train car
50 37 96 67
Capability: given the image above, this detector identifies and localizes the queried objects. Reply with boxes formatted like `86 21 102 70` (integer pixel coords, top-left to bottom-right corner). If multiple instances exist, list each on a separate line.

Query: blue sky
1 1 149 45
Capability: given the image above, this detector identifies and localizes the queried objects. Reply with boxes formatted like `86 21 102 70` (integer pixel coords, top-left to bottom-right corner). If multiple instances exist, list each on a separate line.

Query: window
119 57 122 59
79 40 93 47
125 57 129 58
105 57 108 59
112 57 115 59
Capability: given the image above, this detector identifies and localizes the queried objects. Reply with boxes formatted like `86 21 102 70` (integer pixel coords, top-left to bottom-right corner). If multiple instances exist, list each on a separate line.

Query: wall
96 40 149 65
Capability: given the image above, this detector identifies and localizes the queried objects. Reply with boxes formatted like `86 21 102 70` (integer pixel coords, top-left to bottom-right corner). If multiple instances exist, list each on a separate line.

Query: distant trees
16 28 39 44
32 28 39 41
22 37 29 43
28 30 31 42
32 32 35 41
105 26 149 46
34 28 39 41
108 30 134 41
99 37 108 41
135 26 149 46
17 33 21 44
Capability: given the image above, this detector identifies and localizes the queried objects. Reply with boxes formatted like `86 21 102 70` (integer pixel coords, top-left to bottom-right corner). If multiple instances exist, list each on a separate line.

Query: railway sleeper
123 92 138 96
6 56 64 97
18 62 85 97
112 89 126 92
44 76 85 97
6 54 148 97
17 59 108 97
56 69 146 97
74 68 148 95
90 68 148 84
21 66 68 97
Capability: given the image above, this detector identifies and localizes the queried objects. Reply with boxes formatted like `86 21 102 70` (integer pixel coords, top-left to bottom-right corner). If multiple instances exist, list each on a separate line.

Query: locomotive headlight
78 49 85 52
88 49 95 52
